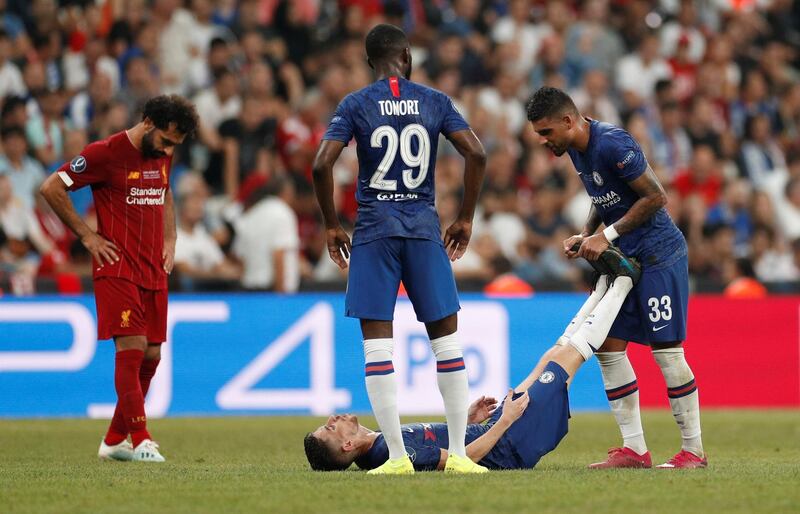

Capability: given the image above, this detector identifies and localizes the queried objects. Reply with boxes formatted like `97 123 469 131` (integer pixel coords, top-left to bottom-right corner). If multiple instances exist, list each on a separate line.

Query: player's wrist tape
602 224 619 242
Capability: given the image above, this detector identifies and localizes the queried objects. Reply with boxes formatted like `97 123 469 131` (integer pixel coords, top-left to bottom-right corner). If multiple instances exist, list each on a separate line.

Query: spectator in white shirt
491 0 550 77
175 192 240 287
192 67 242 190
154 0 197 95
660 0 706 64
0 174 54 294
0 126 45 209
616 32 672 111
233 176 300 292
478 70 526 137
570 68 621 126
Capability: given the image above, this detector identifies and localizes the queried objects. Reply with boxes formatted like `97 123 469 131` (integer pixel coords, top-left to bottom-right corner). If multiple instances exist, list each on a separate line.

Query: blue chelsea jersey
323 77 469 246
567 120 686 266
354 422 519 471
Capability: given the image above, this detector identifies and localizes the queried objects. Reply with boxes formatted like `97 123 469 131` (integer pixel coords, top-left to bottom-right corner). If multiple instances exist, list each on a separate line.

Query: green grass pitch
2 410 799 513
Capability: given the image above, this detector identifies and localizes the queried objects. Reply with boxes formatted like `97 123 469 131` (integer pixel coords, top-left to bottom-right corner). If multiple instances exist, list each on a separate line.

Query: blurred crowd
0 0 799 296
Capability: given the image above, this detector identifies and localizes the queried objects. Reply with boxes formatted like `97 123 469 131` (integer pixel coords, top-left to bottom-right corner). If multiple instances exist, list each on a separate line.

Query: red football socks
104 357 161 446
139 358 160 397
104 349 151 448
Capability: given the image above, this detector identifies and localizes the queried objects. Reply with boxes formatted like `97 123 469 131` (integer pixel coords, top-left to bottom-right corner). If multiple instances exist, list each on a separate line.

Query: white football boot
98 438 134 461
132 439 166 462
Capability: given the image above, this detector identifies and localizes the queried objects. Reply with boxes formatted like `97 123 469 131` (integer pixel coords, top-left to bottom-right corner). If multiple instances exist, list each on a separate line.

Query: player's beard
141 130 167 159
547 143 566 157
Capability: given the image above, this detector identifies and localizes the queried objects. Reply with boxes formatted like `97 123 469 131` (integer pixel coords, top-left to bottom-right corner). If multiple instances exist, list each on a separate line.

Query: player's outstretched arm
40 173 119 267
443 129 486 261
311 139 351 269
578 167 667 261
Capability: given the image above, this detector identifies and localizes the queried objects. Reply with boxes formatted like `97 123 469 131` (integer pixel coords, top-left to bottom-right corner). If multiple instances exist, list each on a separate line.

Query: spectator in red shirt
673 144 723 206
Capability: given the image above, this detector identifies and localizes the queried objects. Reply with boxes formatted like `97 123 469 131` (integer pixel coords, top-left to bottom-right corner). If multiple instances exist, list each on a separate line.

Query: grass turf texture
1 410 799 514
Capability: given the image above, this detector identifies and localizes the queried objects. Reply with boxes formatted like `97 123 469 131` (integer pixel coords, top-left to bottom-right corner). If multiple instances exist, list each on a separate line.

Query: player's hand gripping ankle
563 234 583 258
577 233 610 261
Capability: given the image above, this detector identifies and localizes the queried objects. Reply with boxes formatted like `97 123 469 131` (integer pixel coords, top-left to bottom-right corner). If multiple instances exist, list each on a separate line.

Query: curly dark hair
526 87 578 122
141 94 199 137
303 432 352 471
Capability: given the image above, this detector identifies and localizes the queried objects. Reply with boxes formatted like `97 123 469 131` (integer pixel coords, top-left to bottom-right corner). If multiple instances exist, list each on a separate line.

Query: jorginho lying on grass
303 247 644 473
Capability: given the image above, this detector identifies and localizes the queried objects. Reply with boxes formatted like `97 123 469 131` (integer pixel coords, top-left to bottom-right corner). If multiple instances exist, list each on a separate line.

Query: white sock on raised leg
567 277 634 360
557 275 611 345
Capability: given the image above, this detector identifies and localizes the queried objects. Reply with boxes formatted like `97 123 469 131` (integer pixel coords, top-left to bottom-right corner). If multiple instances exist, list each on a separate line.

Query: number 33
647 295 672 322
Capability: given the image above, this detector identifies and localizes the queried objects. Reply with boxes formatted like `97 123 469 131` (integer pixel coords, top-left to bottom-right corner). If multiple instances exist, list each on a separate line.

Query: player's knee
651 345 685 365
597 338 628 353
114 335 147 352
360 319 393 339
145 344 162 360
651 342 683 351
425 314 457 340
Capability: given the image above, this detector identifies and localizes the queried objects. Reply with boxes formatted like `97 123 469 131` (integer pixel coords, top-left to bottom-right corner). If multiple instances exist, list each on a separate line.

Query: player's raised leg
559 273 611 345
653 343 706 468
506 270 642 471
565 277 634 361
517 275 611 392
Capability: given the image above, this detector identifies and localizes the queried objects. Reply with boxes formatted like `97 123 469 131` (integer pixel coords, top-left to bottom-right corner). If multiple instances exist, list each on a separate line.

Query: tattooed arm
612 166 667 235
577 166 667 261
581 205 603 237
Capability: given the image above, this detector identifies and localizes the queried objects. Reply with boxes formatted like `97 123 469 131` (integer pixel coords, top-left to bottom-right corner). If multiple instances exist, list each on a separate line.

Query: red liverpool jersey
57 131 172 290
